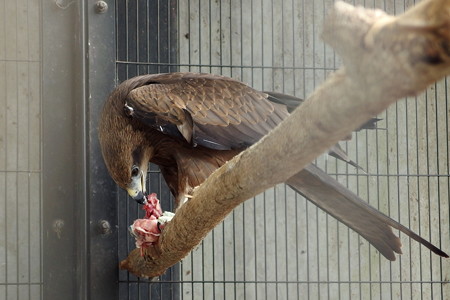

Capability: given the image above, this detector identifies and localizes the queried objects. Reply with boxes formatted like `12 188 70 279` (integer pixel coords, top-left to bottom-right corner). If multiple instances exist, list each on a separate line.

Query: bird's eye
131 166 140 177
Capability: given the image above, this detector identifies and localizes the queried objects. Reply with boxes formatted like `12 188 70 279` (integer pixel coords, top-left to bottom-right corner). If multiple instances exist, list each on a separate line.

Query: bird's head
98 90 153 204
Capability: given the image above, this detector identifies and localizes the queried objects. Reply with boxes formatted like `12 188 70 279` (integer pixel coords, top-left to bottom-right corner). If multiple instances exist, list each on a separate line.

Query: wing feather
126 72 289 149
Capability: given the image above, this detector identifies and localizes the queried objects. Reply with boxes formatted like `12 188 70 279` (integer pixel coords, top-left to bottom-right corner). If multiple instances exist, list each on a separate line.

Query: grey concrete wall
0 0 42 300
178 1 449 299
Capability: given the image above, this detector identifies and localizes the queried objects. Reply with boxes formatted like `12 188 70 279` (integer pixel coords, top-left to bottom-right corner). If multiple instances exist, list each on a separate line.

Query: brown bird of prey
99 72 448 261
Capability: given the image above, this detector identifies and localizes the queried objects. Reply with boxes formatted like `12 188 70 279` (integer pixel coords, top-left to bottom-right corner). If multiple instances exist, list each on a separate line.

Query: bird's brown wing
127 72 288 150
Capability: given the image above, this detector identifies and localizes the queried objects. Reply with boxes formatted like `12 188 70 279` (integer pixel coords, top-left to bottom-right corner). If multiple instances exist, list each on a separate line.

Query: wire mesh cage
1 0 448 300
113 0 449 299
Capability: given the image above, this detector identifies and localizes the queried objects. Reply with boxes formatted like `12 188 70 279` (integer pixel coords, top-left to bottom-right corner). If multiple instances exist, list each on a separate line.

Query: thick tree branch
120 0 450 278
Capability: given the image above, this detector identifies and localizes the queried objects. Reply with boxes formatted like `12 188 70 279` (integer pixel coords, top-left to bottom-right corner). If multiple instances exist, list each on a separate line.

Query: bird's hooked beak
127 170 147 204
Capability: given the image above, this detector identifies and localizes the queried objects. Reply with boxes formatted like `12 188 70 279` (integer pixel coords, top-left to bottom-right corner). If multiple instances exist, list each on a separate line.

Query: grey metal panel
87 0 120 299
42 1 87 300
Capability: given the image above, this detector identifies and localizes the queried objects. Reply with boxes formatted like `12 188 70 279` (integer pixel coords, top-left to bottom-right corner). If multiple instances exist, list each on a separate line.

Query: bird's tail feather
328 143 366 173
286 164 449 260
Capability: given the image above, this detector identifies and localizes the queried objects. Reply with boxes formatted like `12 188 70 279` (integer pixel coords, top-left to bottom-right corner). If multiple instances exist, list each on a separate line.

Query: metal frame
87 1 119 299
42 1 117 299
42 1 89 299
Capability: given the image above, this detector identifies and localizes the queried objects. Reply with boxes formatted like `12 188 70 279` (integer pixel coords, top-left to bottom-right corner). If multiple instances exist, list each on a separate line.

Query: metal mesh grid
115 0 449 299
0 0 42 299
115 1 181 299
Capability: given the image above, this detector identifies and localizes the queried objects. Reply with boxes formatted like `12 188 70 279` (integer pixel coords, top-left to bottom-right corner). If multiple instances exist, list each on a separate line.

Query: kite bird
99 72 448 261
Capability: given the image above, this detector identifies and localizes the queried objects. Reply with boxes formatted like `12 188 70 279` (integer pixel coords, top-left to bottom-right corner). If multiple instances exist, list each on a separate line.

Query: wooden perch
120 0 450 278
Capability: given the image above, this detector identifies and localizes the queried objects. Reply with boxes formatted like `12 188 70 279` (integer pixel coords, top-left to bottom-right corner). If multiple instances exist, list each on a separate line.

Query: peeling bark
120 0 450 278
